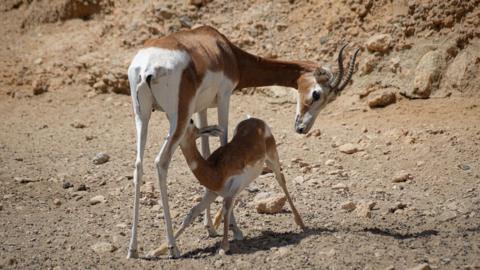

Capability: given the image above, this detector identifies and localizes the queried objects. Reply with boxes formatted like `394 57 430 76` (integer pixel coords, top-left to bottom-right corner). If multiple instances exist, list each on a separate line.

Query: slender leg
154 115 190 259
266 144 306 230
217 92 231 146
216 92 242 234
229 208 244 241
195 110 217 237
149 190 218 257
219 197 234 254
127 83 152 259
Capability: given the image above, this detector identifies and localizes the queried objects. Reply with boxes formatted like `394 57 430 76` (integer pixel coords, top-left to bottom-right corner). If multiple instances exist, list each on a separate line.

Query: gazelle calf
150 117 305 256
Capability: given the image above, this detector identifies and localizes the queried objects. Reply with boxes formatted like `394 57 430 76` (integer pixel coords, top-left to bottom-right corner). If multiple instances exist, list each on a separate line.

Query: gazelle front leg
149 190 218 257
195 110 218 237
153 117 189 259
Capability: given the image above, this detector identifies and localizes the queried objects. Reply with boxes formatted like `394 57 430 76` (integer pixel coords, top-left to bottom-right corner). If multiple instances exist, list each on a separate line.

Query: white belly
219 161 264 198
194 70 235 112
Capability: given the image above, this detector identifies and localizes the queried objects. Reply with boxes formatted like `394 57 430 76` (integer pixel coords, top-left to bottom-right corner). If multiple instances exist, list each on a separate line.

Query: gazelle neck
179 138 221 192
232 45 317 89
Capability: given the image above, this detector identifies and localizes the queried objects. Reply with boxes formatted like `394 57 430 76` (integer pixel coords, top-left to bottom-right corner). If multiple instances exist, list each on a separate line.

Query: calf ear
199 125 224 137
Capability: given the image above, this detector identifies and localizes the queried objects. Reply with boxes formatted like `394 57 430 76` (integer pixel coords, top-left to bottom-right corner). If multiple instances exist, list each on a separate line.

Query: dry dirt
1 0 479 269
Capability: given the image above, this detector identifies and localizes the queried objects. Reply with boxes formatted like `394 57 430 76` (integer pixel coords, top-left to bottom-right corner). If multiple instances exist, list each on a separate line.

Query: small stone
159 8 175 19
458 164 471 171
331 183 348 190
366 34 392 53
213 259 224 267
392 171 412 183
53 198 61 206
246 183 260 193
325 159 335 166
62 181 73 189
71 122 86 129
218 249 226 256
32 79 49 95
34 58 43 65
255 193 287 214
276 23 288 31
368 91 396 108
355 201 376 218
91 242 117 253
14 177 38 184
93 153 110 165
76 183 87 191
338 143 361 154
93 80 107 93
306 129 321 137
89 195 106 205
407 263 431 270
341 201 356 212
405 50 445 99
294 176 305 184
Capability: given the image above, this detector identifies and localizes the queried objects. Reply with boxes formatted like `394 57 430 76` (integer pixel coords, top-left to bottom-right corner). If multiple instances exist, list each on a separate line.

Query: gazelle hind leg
195 109 218 237
219 197 234 254
265 138 306 230
127 78 153 259
149 190 218 257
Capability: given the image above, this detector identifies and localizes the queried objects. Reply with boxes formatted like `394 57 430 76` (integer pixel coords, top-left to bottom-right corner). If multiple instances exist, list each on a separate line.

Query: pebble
355 201 376 218
294 175 305 184
392 171 413 183
14 177 38 184
71 121 86 129
338 143 361 154
368 91 396 108
246 183 260 193
76 183 87 191
89 195 106 205
34 58 43 65
255 193 287 214
62 181 73 189
32 79 49 95
407 263 431 270
366 34 392 53
53 198 61 206
331 183 348 190
341 201 356 212
214 259 224 267
325 159 335 166
91 242 117 253
93 153 110 165
306 129 321 137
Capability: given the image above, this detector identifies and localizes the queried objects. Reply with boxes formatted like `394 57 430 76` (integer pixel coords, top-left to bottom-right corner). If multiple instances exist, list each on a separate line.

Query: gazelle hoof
126 249 139 259
168 245 181 259
233 230 244 241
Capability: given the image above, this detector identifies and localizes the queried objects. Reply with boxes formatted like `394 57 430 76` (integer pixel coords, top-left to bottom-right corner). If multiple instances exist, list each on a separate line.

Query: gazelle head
294 45 360 134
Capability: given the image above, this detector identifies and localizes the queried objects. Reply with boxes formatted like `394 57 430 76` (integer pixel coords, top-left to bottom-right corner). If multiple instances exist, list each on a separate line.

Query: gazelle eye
312 91 321 101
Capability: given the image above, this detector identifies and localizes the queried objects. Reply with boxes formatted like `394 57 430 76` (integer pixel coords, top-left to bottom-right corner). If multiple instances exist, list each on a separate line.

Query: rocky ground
0 0 479 269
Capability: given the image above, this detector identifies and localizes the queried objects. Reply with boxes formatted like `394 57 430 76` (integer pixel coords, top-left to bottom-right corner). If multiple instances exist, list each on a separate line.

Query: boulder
406 50 445 98
366 34 392 53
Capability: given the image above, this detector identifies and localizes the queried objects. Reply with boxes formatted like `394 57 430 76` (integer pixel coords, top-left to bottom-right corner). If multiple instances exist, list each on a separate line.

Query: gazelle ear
199 125 224 137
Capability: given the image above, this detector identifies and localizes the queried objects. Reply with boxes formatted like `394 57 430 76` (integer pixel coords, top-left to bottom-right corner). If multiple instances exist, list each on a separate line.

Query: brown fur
179 118 271 192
